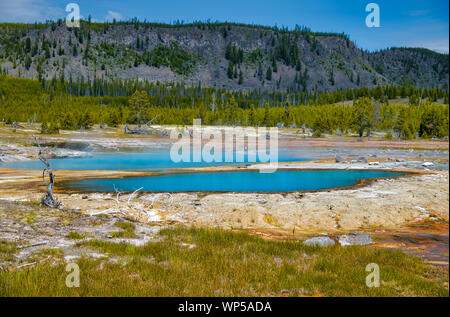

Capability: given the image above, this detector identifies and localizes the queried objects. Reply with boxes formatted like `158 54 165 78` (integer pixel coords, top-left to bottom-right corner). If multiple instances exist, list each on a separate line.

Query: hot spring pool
64 169 405 192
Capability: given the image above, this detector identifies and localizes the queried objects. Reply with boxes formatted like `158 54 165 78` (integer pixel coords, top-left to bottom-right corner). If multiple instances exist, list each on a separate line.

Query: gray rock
357 157 368 163
335 155 346 163
337 232 372 246
303 237 335 247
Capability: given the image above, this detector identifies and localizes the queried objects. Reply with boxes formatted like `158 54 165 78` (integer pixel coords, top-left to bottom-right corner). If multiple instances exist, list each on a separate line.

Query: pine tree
78 111 93 129
266 67 272 81
31 40 38 56
311 37 317 52
263 102 271 126
284 101 290 125
225 44 232 60
60 112 75 130
25 37 31 53
228 95 238 124
272 57 278 73
106 110 120 127
352 97 374 138
24 55 32 70
129 90 150 127
227 61 234 79
238 70 243 85
249 103 255 126
257 63 263 81
329 69 335 86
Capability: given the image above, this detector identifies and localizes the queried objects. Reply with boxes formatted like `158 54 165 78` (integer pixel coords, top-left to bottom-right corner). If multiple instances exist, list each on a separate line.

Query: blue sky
0 0 448 53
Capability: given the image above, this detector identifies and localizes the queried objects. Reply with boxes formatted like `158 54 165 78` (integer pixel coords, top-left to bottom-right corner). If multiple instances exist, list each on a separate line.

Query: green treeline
0 75 448 139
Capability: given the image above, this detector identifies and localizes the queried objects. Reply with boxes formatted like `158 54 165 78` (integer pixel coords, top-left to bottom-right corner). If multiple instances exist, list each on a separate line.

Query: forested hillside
0 20 448 139
0 20 448 91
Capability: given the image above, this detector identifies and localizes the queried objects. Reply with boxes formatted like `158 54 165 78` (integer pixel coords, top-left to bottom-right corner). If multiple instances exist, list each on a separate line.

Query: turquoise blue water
1 148 311 171
64 170 404 192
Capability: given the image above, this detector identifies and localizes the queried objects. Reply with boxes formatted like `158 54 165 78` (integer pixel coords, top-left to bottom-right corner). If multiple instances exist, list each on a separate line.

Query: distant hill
0 21 448 92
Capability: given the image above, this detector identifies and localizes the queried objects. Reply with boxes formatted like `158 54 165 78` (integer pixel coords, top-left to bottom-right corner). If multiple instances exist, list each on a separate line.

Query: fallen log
124 125 151 135
124 115 159 135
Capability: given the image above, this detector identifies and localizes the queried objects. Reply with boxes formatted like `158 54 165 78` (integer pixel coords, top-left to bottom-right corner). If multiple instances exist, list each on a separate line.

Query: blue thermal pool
1 149 310 171
63 169 405 192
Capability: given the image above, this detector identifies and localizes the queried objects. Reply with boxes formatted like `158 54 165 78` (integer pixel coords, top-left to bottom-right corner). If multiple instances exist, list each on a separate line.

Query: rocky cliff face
0 22 448 91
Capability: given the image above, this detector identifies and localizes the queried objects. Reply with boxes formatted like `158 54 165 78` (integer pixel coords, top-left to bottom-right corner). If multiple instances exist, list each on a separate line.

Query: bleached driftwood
127 187 144 206
145 193 173 209
18 241 49 249
90 187 173 223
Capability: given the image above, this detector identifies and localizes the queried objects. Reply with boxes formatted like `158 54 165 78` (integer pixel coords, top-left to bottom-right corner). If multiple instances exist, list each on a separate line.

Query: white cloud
408 10 431 17
105 10 122 22
410 38 449 54
0 0 63 23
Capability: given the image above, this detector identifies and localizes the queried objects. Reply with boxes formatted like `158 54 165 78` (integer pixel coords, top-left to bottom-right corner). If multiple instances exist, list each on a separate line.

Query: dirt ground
0 127 449 266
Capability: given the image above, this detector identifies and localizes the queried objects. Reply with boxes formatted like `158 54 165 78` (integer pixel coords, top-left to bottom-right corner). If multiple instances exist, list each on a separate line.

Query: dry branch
90 188 174 223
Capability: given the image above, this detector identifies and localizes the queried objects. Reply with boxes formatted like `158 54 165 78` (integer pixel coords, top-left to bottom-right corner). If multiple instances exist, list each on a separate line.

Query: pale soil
0 125 448 234
0 166 447 234
1 171 448 268
0 127 448 265
140 173 448 233
0 199 165 268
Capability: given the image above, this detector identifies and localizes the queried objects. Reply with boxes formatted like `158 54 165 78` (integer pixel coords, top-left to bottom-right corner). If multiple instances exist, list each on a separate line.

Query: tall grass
0 228 448 296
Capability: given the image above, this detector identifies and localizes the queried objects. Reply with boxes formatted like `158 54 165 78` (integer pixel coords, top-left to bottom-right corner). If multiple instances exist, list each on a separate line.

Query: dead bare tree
33 135 61 208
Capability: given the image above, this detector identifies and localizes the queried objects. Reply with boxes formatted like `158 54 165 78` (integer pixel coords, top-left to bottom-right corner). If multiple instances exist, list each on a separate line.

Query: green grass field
0 228 448 297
